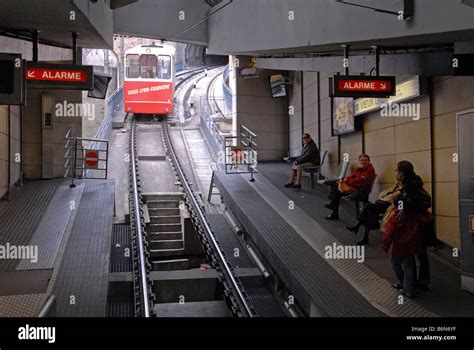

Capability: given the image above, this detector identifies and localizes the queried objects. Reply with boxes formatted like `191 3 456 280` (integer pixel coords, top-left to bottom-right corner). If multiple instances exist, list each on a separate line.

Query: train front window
126 54 140 78
157 55 171 80
140 54 157 79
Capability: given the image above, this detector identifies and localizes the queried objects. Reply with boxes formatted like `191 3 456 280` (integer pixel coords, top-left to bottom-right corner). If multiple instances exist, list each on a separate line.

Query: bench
346 176 377 220
303 150 328 188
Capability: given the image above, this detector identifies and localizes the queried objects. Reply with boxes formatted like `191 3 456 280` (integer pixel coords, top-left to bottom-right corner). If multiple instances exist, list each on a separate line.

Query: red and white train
124 44 176 116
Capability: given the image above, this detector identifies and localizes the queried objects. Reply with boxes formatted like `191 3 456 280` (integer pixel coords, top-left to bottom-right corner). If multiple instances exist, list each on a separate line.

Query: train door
458 110 474 294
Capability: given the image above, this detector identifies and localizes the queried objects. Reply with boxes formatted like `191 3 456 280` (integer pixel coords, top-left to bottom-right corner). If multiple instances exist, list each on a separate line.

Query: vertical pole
343 45 350 75
70 138 76 188
72 32 78 65
6 105 11 200
249 133 255 182
301 71 304 143
32 30 39 63
105 142 109 180
375 46 380 76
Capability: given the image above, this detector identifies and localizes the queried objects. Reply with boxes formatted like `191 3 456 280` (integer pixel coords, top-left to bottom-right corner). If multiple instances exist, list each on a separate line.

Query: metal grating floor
110 224 132 273
51 180 115 317
106 295 135 317
0 180 62 271
207 213 287 317
207 214 255 269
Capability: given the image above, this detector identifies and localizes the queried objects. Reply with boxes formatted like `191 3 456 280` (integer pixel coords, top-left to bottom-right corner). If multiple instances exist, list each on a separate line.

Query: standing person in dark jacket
324 154 376 220
284 133 320 189
381 160 432 298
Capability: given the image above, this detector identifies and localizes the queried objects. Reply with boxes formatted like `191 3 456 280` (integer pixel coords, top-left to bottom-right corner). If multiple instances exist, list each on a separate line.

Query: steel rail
130 119 151 317
161 121 254 317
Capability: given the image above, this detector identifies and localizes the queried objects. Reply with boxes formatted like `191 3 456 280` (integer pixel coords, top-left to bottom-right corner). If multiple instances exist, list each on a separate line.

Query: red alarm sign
331 75 396 98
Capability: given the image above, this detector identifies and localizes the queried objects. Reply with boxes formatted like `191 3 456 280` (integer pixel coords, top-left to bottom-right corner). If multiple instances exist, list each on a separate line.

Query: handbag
338 181 352 194
380 205 395 232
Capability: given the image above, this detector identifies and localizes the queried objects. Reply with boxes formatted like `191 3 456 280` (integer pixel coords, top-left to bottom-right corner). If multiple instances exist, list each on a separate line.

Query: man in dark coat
284 133 320 189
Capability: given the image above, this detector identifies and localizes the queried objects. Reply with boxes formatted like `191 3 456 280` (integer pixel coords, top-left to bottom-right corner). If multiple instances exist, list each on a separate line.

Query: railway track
127 65 290 318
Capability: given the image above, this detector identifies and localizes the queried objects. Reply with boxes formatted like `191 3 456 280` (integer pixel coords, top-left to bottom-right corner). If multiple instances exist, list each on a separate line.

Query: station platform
0 179 114 317
213 163 474 317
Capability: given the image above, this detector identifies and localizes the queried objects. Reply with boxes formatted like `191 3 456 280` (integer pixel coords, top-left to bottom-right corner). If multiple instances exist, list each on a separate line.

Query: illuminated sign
26 62 94 90
354 76 423 116
331 75 396 98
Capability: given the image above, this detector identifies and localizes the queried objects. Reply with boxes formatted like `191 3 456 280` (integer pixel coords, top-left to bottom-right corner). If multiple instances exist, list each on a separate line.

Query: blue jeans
391 255 416 296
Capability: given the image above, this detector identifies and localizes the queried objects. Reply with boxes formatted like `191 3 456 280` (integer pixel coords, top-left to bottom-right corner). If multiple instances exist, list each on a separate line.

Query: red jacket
344 164 376 192
382 209 433 256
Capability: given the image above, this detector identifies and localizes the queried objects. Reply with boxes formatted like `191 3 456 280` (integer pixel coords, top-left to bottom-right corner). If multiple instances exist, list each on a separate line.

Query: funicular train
124 44 176 116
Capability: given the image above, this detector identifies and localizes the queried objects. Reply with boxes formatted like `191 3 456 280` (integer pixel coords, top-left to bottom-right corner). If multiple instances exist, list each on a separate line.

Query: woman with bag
381 161 432 298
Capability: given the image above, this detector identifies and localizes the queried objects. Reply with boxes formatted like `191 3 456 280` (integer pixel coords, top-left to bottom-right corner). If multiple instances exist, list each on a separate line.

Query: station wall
288 72 474 249
234 56 288 162
0 105 21 199
0 36 78 199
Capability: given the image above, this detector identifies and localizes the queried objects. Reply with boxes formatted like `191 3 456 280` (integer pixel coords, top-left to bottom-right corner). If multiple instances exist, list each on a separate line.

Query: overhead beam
256 52 455 76
113 0 209 46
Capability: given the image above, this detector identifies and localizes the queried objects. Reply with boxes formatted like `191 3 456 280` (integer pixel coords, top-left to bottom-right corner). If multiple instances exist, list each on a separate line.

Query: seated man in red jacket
324 154 376 220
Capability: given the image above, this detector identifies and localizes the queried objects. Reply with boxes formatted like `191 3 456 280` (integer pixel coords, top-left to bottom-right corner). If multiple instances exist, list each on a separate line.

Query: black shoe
293 184 302 189
391 283 403 290
356 238 369 245
324 203 335 210
346 225 360 234
284 183 294 188
325 213 339 220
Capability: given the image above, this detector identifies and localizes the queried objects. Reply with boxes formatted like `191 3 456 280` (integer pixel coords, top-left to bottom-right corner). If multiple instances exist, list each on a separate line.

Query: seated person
324 154 376 220
284 133 320 189
346 179 402 246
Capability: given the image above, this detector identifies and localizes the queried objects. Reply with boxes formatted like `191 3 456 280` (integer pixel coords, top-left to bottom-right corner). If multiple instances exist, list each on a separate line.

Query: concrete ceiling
0 0 112 49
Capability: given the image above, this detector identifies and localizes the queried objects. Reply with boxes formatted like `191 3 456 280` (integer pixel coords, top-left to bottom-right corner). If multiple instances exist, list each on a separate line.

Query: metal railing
64 128 109 183
224 125 258 181
75 137 109 180
64 127 77 188
222 65 233 110
90 87 123 151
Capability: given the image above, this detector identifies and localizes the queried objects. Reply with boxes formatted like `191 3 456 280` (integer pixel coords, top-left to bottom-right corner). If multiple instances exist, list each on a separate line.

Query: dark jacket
399 174 431 216
296 140 320 165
